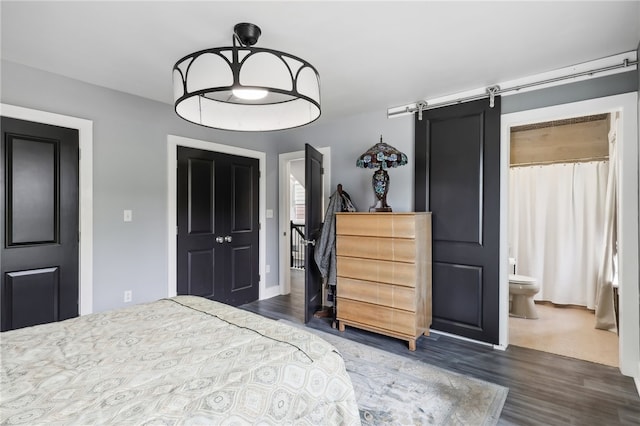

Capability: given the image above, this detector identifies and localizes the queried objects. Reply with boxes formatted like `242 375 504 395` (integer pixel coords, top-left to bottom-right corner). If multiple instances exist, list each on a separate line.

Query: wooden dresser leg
338 322 345 332
408 339 416 351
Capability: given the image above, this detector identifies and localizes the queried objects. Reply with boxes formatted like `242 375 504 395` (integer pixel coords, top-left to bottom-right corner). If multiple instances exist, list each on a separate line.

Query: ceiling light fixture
173 23 321 131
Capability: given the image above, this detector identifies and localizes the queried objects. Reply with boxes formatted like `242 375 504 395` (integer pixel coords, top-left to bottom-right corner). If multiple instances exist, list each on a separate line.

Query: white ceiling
2 1 639 124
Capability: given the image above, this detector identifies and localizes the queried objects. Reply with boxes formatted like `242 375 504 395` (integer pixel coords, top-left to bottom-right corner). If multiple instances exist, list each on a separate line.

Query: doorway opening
500 92 639 378
289 159 306 271
507 113 619 367
278 147 331 323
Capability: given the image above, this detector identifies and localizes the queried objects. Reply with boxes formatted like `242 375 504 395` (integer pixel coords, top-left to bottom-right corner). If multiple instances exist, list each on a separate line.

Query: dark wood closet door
177 147 259 306
1 117 79 331
304 144 323 323
415 97 501 344
222 152 260 306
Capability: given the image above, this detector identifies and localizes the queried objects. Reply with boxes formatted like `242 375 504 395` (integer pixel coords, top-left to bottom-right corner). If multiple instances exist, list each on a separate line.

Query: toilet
509 274 540 319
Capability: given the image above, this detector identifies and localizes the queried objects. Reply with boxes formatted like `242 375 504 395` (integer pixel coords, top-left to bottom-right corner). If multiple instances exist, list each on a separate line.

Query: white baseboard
635 361 640 397
260 285 281 300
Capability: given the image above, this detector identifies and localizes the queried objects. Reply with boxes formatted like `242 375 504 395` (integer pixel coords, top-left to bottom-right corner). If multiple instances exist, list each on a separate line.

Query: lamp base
371 167 391 212
370 206 393 212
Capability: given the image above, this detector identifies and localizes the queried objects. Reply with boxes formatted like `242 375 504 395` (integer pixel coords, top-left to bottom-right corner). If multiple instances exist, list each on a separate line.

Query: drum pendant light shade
173 23 321 131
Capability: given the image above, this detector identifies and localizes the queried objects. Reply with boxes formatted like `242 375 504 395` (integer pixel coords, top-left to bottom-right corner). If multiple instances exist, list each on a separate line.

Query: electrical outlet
124 290 132 303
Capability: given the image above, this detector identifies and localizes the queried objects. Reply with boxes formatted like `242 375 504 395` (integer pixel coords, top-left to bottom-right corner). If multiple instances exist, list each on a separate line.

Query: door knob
301 239 316 246
224 235 233 243
216 236 224 243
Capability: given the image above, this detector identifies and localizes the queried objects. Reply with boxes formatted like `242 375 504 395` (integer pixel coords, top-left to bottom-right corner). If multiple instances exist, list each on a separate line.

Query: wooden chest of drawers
335 212 432 351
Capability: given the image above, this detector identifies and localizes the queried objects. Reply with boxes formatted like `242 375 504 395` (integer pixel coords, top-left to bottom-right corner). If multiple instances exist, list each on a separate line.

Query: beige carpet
509 303 619 367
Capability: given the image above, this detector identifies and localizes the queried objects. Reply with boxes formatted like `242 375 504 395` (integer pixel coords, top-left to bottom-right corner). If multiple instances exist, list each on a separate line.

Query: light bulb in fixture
232 88 268 100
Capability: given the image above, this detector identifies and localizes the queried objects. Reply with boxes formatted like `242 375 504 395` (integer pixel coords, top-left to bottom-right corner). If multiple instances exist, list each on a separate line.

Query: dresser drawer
337 277 416 311
337 298 416 336
337 256 416 287
337 235 416 263
336 213 417 239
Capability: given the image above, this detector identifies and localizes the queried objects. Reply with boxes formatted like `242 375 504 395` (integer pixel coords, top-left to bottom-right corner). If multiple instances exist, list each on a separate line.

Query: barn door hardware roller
416 101 428 120
487 86 501 108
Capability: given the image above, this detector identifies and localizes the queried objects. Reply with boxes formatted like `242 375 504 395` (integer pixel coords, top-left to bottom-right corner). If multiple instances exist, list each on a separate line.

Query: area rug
281 321 508 425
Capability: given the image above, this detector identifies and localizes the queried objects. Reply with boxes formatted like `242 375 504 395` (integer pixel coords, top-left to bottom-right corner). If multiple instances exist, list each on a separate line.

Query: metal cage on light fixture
173 23 321 132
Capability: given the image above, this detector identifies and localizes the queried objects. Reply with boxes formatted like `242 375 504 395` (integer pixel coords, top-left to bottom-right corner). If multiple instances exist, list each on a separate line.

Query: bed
1 296 360 425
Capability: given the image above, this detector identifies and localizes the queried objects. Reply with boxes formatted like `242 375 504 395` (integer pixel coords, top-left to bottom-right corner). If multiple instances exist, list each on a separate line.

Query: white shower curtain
509 161 608 308
595 115 619 331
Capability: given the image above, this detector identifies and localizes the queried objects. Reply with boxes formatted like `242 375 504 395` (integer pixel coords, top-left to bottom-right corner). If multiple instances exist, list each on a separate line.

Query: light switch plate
124 210 133 222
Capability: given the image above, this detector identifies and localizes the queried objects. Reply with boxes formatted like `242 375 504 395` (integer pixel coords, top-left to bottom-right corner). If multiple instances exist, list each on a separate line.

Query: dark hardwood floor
241 276 640 425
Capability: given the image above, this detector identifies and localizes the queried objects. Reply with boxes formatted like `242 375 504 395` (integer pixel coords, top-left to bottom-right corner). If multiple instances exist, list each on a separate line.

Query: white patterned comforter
1 296 360 425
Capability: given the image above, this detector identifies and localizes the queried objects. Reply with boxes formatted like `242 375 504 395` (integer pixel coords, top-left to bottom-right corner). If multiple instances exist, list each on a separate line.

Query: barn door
415 97 501 344
1 117 79 331
177 146 259 306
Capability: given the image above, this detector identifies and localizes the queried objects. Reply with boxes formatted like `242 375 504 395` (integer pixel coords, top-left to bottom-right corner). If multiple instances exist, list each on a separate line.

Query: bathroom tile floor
509 302 619 367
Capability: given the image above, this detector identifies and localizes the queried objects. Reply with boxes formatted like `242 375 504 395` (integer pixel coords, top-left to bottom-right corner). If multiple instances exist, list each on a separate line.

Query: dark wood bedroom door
414 97 501 344
177 146 259 306
304 144 323 323
0 117 79 331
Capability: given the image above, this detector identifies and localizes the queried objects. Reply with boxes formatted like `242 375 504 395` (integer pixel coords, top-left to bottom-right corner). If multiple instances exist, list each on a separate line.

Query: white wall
0 60 284 312
276 109 415 213
289 159 305 187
